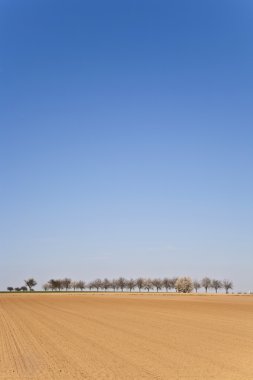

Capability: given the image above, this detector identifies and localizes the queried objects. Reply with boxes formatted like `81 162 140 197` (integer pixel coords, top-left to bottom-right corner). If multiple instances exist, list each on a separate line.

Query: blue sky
0 0 252 291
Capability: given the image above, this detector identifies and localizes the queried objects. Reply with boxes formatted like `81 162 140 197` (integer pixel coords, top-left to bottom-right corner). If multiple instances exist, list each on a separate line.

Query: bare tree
54 279 64 291
48 279 58 291
211 279 222 293
223 280 233 294
170 277 178 292
7 287 13 292
91 279 102 292
117 277 126 292
110 279 118 292
76 281 86 291
62 278 72 291
126 279 136 292
163 278 172 292
136 277 145 292
193 280 201 293
71 281 78 291
144 279 153 292
175 277 193 293
152 278 162 292
102 278 110 292
24 278 37 291
202 277 211 293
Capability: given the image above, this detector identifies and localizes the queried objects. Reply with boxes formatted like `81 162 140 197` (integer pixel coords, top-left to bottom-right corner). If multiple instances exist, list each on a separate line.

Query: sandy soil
0 293 253 379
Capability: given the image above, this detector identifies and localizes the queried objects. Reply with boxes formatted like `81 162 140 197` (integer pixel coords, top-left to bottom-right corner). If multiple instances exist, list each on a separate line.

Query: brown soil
0 293 253 379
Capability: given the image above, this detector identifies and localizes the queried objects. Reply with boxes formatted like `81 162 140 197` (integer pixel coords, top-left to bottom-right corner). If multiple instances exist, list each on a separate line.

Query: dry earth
0 293 253 379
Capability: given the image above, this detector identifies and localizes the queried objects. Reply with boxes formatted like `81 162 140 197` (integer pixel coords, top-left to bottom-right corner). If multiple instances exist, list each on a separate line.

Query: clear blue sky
0 0 252 291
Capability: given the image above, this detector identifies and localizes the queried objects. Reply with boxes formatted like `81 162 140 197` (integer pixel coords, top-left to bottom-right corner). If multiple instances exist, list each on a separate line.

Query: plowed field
0 293 253 379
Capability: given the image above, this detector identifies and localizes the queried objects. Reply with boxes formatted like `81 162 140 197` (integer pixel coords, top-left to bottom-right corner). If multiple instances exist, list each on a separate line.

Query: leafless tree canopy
127 279 136 292
62 278 72 291
193 280 201 293
76 281 86 291
24 278 37 291
102 278 111 291
110 279 118 292
211 280 222 293
71 281 79 291
136 278 145 292
170 277 178 291
163 278 172 292
144 279 153 292
152 279 162 292
201 277 212 293
117 277 127 292
223 280 233 294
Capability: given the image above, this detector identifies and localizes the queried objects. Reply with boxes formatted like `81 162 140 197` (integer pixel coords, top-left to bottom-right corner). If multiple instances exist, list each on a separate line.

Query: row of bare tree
6 277 233 294
39 276 233 293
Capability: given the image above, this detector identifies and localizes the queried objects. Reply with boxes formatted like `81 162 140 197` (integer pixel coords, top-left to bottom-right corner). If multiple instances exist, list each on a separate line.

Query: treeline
6 277 233 294
42 276 233 293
